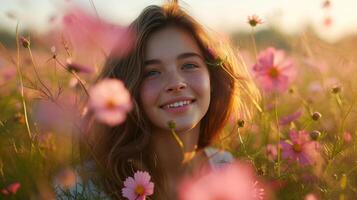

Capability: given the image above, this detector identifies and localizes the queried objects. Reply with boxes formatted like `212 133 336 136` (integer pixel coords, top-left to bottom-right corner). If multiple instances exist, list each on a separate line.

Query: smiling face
139 26 211 133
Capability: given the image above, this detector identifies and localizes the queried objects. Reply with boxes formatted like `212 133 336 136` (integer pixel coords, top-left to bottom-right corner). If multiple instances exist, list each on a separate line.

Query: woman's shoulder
204 146 234 169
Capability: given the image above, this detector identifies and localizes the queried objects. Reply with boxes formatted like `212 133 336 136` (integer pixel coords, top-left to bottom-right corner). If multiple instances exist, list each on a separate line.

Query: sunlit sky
1 0 357 42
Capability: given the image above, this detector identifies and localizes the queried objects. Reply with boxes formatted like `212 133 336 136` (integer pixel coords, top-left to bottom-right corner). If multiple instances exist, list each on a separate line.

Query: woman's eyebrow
177 52 203 60
144 59 161 66
144 52 203 66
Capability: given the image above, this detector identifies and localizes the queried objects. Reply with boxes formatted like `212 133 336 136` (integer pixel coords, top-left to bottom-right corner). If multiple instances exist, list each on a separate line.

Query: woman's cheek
187 72 211 95
140 79 162 104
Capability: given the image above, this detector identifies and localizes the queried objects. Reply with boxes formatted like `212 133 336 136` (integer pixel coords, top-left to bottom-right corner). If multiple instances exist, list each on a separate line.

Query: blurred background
1 0 357 42
1 0 357 199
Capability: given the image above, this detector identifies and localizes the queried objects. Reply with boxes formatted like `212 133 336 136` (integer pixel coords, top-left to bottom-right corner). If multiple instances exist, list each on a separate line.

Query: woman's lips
159 98 196 108
161 101 195 113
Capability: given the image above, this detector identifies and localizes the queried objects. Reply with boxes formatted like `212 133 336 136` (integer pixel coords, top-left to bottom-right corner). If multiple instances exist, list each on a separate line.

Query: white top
55 147 233 199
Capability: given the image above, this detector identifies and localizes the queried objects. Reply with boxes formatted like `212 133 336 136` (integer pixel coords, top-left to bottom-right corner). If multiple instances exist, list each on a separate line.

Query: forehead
144 26 202 60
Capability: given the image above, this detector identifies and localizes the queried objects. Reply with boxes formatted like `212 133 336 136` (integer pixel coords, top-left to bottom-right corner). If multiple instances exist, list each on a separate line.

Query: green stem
15 23 33 144
250 27 258 61
170 128 184 151
54 58 90 97
274 94 281 177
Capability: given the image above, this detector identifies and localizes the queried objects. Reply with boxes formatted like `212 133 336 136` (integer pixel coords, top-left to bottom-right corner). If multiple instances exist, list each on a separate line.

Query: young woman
61 2 259 200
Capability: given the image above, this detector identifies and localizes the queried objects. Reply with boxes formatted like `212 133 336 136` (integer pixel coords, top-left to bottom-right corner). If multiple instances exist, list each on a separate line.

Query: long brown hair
81 2 260 199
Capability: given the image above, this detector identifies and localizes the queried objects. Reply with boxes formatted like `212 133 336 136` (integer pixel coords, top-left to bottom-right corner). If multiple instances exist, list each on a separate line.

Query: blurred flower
305 193 318 200
32 93 79 133
252 47 296 93
122 171 154 200
280 130 321 166
178 162 264 200
247 15 263 27
343 132 352 143
266 144 278 161
0 66 16 86
279 110 302 126
1 182 21 195
322 0 331 9
66 58 94 74
59 7 135 58
323 16 333 27
19 36 30 48
55 168 76 189
89 79 132 126
308 81 323 94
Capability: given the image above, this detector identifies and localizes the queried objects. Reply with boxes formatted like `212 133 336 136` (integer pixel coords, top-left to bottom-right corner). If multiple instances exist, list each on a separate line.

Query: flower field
1 1 357 199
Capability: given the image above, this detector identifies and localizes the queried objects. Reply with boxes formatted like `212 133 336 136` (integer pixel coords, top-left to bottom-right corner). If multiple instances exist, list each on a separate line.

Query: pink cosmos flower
66 58 94 74
1 182 21 195
247 15 263 27
280 130 321 166
252 47 296 93
178 162 265 200
61 7 134 57
89 78 132 126
122 171 154 200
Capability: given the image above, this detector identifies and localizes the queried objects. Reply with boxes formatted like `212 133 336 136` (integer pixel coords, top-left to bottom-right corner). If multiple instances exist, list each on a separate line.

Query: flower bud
51 46 57 59
288 88 294 94
331 85 342 94
13 112 25 124
167 120 176 129
20 36 30 48
237 119 245 128
311 112 322 121
310 130 321 140
247 15 263 27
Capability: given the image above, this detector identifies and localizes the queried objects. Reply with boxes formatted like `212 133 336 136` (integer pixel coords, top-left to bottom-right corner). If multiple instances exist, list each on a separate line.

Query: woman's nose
166 81 187 92
165 72 187 92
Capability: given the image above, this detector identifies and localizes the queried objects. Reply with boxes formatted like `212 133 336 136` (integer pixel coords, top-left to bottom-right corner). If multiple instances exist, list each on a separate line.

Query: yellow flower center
268 67 280 78
293 143 302 153
135 185 145 196
105 100 116 109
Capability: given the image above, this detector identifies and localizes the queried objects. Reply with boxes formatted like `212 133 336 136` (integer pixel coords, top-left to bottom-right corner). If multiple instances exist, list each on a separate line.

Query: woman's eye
182 63 198 69
144 70 160 77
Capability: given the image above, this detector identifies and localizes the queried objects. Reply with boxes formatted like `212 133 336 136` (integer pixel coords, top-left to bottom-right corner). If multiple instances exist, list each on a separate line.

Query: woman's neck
149 124 208 199
150 124 201 175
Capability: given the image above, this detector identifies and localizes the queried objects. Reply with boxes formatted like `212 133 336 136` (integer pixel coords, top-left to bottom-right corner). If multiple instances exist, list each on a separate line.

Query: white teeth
166 100 191 108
